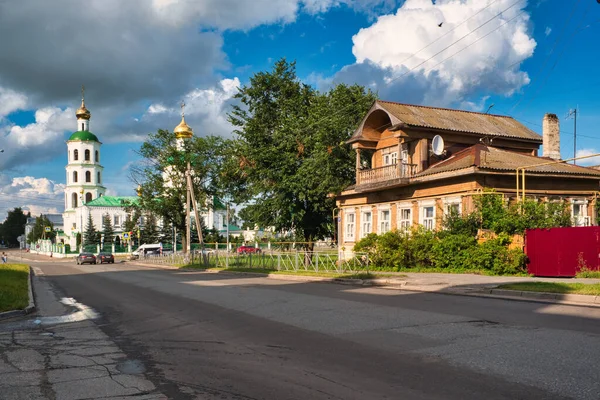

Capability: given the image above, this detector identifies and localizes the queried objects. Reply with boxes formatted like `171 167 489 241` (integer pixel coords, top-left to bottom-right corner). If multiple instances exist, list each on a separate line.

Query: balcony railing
357 163 417 186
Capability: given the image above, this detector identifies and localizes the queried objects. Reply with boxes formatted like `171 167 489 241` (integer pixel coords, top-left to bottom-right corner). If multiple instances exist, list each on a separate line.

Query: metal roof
419 145 600 177
85 196 139 207
351 100 542 142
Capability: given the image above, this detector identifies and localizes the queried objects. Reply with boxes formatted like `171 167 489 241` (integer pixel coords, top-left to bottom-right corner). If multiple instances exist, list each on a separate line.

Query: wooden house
336 100 600 251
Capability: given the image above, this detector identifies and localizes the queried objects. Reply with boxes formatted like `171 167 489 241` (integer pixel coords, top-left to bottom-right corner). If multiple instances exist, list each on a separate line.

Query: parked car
76 252 96 265
236 246 261 255
97 252 115 264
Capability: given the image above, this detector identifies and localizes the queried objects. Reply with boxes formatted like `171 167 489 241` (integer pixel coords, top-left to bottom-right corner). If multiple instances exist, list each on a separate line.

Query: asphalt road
34 260 600 400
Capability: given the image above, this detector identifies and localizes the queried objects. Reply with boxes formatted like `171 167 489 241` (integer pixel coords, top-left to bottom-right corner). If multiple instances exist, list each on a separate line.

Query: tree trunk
303 238 314 268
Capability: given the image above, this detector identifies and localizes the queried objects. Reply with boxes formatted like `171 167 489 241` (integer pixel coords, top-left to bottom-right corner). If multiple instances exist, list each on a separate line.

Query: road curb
0 265 37 321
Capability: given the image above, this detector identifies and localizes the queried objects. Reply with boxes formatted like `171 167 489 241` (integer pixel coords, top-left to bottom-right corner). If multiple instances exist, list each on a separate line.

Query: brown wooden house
336 100 600 252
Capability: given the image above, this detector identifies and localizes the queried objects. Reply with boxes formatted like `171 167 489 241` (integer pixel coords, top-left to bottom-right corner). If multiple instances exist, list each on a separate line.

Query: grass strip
0 263 30 313
497 282 600 296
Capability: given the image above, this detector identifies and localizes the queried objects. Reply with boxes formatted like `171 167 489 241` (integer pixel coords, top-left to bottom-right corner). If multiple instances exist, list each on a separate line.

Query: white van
131 244 162 259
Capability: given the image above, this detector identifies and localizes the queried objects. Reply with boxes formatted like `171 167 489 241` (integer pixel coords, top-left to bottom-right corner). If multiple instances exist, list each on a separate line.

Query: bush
405 227 436 268
431 233 477 269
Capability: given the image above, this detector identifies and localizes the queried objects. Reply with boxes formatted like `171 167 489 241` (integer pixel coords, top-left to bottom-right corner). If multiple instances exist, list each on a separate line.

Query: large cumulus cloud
331 0 536 107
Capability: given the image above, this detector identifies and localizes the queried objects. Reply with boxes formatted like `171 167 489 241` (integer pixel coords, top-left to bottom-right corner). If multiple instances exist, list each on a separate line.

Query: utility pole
226 203 230 269
567 108 577 165
185 162 191 262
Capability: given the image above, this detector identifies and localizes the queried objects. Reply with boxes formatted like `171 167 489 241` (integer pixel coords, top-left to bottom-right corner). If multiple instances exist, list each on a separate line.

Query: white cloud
0 175 65 219
0 107 73 169
331 0 536 106
0 87 27 118
575 149 600 166
544 26 551 36
143 77 241 137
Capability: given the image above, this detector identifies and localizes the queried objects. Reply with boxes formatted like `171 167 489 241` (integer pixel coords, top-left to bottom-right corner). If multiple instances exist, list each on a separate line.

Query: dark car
97 252 115 264
76 252 96 265
236 245 261 255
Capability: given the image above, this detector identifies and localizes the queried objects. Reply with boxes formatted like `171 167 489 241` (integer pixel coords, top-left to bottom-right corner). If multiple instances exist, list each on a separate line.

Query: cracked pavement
0 273 166 400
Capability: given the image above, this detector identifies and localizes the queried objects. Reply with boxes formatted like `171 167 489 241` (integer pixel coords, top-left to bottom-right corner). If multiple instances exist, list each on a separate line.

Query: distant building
24 214 64 248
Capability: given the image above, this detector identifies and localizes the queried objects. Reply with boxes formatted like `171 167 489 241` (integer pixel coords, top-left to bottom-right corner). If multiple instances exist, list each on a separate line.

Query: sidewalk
0 268 166 400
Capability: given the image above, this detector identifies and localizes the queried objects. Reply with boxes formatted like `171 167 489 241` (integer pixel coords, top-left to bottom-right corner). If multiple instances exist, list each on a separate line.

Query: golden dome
76 99 91 120
174 116 193 139
174 101 193 139
76 86 90 120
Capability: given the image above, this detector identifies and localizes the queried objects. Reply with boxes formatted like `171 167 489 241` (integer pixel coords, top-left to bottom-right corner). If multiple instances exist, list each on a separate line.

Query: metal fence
139 250 369 274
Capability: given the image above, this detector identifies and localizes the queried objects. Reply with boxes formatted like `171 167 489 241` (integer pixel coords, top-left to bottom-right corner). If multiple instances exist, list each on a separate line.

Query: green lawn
498 282 600 296
183 266 402 280
0 263 30 312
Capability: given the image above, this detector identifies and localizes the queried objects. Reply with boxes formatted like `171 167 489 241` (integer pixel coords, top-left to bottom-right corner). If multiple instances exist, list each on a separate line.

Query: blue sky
1 0 599 218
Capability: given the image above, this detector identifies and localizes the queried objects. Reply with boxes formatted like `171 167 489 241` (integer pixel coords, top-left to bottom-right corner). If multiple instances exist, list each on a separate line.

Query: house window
399 207 412 232
114 216 121 227
85 171 91 182
85 192 92 203
73 171 78 183
572 200 588 227
74 149 79 161
421 206 435 230
379 209 390 234
95 150 99 163
361 211 372 238
71 193 78 208
345 212 355 242
444 198 462 217
97 172 101 184
383 152 398 166
85 149 90 161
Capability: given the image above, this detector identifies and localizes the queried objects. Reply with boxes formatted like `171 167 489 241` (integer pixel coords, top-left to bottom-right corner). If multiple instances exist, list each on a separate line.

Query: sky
1 0 599 219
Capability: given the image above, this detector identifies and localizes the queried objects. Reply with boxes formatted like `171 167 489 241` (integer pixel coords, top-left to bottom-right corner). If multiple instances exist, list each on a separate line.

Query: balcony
356 163 417 191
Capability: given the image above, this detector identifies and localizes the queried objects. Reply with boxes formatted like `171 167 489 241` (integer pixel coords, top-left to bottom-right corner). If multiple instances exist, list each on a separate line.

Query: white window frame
383 151 398 166
571 199 589 227
419 200 436 231
378 207 391 234
361 209 372 238
397 203 412 232
345 211 356 242
113 215 121 228
443 197 462 217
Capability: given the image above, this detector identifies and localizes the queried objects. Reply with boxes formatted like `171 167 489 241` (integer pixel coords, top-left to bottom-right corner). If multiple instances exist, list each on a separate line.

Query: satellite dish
432 135 445 156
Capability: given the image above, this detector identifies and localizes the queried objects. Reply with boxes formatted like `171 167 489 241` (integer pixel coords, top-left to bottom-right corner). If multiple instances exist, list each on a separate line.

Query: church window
85 149 90 161
81 123 84 131
73 171 78 183
86 192 92 203
86 171 91 182
97 172 101 184
95 150 99 163
74 150 79 161
71 193 78 208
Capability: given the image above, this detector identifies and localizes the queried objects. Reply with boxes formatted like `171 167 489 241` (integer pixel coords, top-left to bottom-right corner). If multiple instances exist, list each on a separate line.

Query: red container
525 226 600 277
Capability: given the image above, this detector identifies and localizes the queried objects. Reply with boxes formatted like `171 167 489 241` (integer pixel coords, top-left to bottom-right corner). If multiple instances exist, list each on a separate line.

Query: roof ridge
377 100 513 120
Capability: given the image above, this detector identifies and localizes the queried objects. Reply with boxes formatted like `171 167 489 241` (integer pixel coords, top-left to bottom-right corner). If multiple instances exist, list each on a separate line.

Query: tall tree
1 208 28 246
84 214 99 246
225 59 376 252
140 213 159 244
101 214 115 249
130 130 231 250
26 214 56 243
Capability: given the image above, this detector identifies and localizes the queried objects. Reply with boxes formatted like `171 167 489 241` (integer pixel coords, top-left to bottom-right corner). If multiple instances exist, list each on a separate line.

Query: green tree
101 214 115 249
225 58 376 253
131 129 231 251
84 214 100 246
26 214 56 243
140 213 159 244
1 208 29 246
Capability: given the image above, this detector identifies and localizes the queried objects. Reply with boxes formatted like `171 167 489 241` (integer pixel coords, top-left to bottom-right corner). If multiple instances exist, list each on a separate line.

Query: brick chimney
542 113 560 160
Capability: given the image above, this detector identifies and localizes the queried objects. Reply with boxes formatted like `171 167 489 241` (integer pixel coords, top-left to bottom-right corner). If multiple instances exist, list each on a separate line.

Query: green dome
68 130 99 142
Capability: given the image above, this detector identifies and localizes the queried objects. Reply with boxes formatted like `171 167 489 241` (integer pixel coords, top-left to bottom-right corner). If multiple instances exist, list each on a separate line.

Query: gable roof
85 196 139 207
419 145 600 177
350 100 541 143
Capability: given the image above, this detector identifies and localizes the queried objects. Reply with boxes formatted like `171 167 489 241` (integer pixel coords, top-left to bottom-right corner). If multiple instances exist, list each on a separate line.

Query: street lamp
80 190 84 250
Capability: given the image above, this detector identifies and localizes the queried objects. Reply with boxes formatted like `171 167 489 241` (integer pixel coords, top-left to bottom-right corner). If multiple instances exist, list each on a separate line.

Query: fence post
277 253 281 271
294 250 298 271
316 252 319 272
